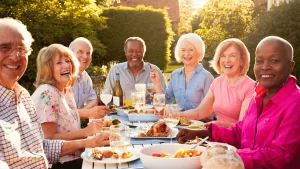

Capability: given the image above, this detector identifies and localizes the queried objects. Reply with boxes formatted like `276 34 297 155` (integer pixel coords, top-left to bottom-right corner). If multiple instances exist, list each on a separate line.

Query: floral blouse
31 84 81 163
31 84 80 133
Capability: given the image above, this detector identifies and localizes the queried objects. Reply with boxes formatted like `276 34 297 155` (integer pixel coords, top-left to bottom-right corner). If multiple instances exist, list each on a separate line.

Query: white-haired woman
181 38 255 127
151 33 214 112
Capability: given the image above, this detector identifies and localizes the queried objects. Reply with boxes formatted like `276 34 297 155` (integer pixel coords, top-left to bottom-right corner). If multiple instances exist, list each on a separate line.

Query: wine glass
110 125 131 167
135 83 146 94
163 104 180 143
100 88 112 120
153 94 165 119
146 83 156 104
132 91 146 124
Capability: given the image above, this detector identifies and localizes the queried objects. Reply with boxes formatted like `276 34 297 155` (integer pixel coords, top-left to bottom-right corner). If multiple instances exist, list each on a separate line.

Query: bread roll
201 143 244 169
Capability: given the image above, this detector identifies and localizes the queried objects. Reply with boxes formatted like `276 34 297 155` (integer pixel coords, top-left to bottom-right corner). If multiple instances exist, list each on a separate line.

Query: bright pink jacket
210 76 300 169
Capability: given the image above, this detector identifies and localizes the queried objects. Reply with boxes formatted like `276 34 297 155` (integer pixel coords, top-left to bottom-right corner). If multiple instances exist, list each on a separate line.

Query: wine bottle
113 73 123 106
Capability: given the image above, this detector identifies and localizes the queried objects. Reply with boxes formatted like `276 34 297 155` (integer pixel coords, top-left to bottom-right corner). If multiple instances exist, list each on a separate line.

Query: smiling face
125 41 144 69
219 45 243 77
254 42 294 93
0 28 28 89
72 41 92 73
179 40 201 67
52 55 73 91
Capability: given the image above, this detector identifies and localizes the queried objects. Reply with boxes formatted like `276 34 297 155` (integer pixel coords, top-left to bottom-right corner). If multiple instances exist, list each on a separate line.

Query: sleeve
43 139 63 164
203 72 214 96
104 66 115 91
86 75 97 100
237 101 300 169
209 120 243 148
164 73 175 104
34 86 60 123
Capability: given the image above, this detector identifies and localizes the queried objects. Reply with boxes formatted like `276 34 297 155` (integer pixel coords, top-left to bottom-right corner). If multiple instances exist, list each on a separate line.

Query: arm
41 120 103 140
78 105 110 119
150 68 164 93
238 98 250 120
80 99 98 109
180 90 214 120
60 132 110 156
43 132 110 163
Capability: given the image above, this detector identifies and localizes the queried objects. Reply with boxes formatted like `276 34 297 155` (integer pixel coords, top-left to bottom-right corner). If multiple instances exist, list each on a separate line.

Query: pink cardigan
210 76 300 169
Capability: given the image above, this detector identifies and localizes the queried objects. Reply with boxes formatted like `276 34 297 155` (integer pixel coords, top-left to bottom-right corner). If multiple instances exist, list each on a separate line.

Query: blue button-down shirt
72 71 97 108
165 64 214 111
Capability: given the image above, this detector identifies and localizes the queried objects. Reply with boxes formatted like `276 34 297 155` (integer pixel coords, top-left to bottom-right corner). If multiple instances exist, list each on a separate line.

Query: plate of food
81 147 139 164
109 105 118 114
89 118 122 130
131 121 178 139
176 118 205 130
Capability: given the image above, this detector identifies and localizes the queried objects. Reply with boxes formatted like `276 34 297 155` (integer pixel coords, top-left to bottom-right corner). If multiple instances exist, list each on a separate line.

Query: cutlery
191 136 209 149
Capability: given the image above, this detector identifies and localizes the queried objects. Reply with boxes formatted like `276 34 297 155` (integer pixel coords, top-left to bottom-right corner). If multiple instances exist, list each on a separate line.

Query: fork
191 136 209 149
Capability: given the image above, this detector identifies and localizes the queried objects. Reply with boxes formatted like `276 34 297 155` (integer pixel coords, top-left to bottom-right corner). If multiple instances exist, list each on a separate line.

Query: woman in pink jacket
176 36 300 169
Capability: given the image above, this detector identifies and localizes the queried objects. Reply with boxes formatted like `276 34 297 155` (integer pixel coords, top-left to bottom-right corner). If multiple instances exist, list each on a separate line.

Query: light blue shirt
72 71 97 108
165 64 214 111
104 61 166 104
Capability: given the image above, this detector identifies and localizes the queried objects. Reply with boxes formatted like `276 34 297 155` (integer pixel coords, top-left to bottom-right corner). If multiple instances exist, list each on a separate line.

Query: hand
150 68 161 85
85 119 104 136
89 106 110 118
176 129 211 144
91 131 110 147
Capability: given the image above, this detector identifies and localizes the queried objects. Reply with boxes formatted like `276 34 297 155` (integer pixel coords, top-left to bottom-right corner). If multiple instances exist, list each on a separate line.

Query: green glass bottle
113 73 123 106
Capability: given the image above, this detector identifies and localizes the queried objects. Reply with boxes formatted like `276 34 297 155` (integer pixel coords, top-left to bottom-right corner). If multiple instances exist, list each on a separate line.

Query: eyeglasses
0 44 32 56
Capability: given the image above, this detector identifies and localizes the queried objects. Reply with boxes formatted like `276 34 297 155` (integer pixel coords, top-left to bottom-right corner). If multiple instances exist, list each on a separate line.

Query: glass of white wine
153 94 165 119
100 88 112 120
163 104 180 143
110 125 131 167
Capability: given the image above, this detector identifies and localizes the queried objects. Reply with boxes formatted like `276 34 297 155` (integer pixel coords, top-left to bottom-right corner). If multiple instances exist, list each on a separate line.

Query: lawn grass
164 63 184 73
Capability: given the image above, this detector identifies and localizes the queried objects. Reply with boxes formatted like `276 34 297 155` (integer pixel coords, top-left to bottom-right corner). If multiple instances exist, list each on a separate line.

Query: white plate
81 147 139 164
176 120 204 130
130 128 178 139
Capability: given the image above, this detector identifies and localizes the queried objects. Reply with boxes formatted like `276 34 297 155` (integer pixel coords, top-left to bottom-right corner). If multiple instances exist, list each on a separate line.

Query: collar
0 83 23 107
255 75 297 105
124 61 146 71
178 64 203 74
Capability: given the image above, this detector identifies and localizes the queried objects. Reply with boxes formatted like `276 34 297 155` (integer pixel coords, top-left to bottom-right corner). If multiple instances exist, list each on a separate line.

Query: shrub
96 5 175 70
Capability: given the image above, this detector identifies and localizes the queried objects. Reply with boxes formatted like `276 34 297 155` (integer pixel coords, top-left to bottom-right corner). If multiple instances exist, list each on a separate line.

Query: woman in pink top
181 38 254 126
177 36 300 169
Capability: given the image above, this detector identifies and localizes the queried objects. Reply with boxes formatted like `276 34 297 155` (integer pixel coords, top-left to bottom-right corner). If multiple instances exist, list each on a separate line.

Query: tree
193 0 254 57
0 0 109 93
245 1 300 84
178 0 195 36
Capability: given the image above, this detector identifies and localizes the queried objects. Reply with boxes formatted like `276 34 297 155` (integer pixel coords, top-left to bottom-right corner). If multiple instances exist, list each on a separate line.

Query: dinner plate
176 120 204 129
130 128 178 139
81 147 139 164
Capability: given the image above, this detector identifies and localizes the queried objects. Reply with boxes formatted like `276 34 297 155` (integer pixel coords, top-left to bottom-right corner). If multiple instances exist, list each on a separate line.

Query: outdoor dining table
81 114 177 169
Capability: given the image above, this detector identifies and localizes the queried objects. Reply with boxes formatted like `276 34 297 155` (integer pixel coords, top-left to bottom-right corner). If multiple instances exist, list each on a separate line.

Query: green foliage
193 0 254 57
86 64 108 76
97 6 175 70
178 0 194 35
0 0 108 93
245 1 300 85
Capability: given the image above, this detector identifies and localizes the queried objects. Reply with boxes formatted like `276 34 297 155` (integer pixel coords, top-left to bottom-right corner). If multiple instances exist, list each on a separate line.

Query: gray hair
124 37 146 55
69 37 93 53
174 33 205 63
0 17 34 49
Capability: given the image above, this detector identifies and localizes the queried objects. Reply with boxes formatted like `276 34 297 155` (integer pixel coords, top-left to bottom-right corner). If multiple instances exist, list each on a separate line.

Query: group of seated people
0 17 299 169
